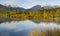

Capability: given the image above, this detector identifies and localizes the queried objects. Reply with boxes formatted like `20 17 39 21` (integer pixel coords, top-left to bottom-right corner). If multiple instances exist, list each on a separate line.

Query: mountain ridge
0 4 60 11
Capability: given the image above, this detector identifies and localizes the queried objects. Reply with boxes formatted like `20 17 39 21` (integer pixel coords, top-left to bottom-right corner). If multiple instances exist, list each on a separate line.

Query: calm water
0 20 60 36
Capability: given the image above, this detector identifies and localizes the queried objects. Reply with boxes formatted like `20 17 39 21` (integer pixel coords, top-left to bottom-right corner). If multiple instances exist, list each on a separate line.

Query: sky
0 0 60 9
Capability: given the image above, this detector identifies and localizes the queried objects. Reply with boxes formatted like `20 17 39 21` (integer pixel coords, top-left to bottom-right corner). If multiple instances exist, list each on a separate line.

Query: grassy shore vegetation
28 28 60 36
0 7 60 23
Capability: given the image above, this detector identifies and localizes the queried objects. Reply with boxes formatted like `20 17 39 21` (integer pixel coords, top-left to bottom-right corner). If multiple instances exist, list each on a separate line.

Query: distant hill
27 5 44 11
0 4 25 11
0 4 60 12
8 7 25 11
0 4 8 11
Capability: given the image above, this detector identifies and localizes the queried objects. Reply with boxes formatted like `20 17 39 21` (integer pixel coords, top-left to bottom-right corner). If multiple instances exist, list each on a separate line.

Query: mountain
43 6 53 9
8 7 25 10
0 4 60 12
0 4 8 11
27 5 44 11
0 4 25 11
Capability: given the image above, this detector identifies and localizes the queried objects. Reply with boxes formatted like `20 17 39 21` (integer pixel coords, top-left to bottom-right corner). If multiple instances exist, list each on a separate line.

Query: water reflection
0 20 60 36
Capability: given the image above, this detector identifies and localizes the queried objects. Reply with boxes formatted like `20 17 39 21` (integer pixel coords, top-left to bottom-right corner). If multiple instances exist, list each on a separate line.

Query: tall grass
28 28 60 36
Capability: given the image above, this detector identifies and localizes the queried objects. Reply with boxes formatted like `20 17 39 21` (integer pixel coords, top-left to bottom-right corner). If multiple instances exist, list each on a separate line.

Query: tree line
0 7 60 23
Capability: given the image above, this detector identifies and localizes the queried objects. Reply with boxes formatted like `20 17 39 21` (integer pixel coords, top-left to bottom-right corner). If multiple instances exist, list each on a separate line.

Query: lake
0 20 60 36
